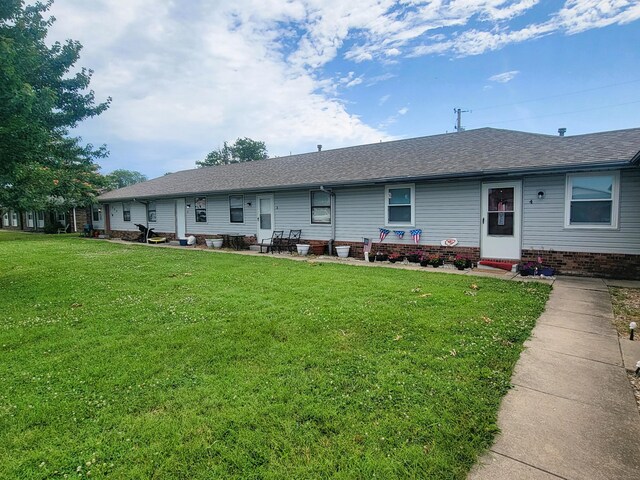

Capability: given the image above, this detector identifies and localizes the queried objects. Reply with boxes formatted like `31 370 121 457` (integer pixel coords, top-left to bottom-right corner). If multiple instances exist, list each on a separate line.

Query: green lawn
0 231 550 479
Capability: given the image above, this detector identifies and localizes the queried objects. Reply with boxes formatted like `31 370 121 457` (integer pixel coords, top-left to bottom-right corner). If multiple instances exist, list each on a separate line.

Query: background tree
0 0 111 210
106 169 148 190
196 137 268 167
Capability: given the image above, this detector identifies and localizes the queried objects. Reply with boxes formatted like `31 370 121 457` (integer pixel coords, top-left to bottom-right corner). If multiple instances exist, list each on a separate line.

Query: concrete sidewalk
469 276 640 480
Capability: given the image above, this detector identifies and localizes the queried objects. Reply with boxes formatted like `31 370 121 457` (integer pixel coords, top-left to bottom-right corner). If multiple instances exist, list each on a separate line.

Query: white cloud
42 0 640 176
488 70 520 83
378 94 391 105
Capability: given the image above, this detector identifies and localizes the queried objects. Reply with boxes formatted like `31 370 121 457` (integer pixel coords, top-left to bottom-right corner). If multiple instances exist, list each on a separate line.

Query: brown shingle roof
99 127 640 201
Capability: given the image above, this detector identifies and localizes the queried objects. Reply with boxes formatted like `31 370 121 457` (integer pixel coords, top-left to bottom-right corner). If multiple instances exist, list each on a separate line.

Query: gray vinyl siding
522 169 640 254
275 190 333 240
185 195 257 236
108 202 147 231
335 181 481 246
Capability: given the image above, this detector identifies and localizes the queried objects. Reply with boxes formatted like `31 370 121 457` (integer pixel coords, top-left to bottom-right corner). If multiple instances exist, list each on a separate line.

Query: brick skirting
332 240 481 263
522 249 640 279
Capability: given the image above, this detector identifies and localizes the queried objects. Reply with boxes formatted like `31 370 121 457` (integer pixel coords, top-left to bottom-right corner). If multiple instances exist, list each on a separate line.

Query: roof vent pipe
558 128 566 137
317 144 322 152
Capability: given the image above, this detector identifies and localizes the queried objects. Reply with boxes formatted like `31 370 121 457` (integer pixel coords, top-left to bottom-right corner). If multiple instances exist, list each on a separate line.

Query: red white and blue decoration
440 238 458 247
379 228 390 242
410 229 422 244
393 230 405 239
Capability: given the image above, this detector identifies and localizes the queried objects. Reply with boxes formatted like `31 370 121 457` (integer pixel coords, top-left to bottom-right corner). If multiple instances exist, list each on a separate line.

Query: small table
224 233 246 250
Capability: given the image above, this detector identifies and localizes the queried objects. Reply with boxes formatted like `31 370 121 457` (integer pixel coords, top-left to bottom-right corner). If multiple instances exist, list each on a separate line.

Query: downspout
320 186 336 254
72 207 77 233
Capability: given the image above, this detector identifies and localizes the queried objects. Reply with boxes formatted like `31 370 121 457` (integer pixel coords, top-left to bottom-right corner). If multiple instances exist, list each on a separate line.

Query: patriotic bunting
393 230 405 239
410 229 422 244
379 228 390 242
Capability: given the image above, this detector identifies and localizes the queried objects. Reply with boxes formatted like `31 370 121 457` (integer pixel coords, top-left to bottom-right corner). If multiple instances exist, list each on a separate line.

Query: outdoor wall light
186 204 191 209
246 202 252 207
537 191 545 200
630 321 637 341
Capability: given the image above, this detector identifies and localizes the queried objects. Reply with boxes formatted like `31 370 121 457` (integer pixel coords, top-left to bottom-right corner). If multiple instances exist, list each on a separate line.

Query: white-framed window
565 171 619 229
10 211 18 227
2 212 8 226
229 195 244 223
195 197 207 223
37 211 45 228
91 205 101 223
122 203 131 222
27 211 34 228
147 201 157 222
385 184 415 226
310 190 331 224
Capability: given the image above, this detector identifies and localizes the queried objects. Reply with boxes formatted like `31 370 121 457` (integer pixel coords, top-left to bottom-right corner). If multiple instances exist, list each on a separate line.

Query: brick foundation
332 240 480 263
522 249 640 279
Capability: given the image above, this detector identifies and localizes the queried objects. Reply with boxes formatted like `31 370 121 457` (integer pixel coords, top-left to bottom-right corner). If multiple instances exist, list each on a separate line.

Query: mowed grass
0 231 550 479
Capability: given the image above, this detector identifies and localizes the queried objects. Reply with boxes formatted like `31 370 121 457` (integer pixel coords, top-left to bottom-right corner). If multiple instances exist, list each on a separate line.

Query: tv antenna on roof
454 107 470 132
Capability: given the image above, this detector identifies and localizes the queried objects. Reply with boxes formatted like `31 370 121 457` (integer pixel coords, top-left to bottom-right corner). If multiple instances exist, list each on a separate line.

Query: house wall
184 195 257 236
522 169 640 255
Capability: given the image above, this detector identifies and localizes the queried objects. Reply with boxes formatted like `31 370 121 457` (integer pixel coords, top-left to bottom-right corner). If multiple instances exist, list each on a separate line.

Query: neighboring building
0 207 94 234
97 127 640 278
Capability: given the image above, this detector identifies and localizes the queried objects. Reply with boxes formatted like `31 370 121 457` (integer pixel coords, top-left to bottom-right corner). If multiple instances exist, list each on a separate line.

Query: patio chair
259 230 284 253
284 229 302 252
57 223 69 234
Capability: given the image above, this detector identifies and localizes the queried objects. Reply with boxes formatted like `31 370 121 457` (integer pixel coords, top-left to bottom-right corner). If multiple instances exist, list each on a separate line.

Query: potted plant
518 261 537 276
453 255 471 270
428 254 444 267
296 244 310 256
335 245 350 258
388 252 404 263
374 252 388 262
406 251 423 263
419 255 430 267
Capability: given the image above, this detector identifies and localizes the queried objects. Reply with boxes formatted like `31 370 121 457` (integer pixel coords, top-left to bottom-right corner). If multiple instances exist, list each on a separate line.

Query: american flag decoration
379 228 390 242
393 230 405 239
363 237 371 253
410 229 422 244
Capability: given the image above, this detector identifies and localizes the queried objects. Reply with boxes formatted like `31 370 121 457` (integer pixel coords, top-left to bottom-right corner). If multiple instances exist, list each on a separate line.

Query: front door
256 194 274 243
481 181 522 259
176 198 186 238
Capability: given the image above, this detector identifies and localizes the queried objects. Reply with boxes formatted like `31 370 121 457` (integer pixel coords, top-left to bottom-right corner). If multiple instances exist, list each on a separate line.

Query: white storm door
256 194 274 243
481 181 522 259
176 198 186 238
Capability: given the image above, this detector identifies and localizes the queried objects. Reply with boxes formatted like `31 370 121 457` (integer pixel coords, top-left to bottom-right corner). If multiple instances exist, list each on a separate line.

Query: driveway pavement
468 276 640 480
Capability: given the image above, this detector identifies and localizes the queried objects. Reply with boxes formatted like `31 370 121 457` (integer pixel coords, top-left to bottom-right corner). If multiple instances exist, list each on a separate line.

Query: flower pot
519 268 533 276
375 254 388 262
179 238 188 246
419 260 429 267
540 267 555 276
296 244 310 256
335 246 350 258
211 238 223 249
205 239 214 248
406 254 421 263
456 265 466 270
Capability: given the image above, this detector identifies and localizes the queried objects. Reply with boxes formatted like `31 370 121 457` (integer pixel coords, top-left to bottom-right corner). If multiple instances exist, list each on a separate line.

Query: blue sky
46 0 640 179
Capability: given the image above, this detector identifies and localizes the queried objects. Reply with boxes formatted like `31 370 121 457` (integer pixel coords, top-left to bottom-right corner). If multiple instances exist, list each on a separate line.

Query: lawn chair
57 223 69 234
284 229 302 252
82 224 93 237
259 230 284 253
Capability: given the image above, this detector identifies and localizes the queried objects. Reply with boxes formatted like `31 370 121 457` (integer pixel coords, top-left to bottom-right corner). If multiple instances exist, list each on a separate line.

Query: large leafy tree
0 0 111 211
196 137 268 167
106 169 148 190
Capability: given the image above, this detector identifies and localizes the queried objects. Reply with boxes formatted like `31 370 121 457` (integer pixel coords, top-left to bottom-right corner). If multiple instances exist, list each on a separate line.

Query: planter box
335 246 350 258
296 244 310 256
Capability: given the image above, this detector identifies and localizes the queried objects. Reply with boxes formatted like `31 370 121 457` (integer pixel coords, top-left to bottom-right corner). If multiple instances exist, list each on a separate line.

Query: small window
385 184 414 226
195 197 207 223
11 211 18 227
229 195 244 223
123 203 131 222
91 205 101 222
148 201 157 222
565 172 619 229
310 190 331 224
2 212 8 226
37 211 45 228
57 211 66 223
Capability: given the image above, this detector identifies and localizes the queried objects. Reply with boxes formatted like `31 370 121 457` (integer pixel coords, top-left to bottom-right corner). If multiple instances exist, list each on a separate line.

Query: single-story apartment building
0 206 96 234
97 127 640 279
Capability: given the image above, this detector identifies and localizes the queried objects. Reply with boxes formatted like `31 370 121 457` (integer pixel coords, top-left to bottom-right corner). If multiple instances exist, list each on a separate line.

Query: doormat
478 260 517 271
